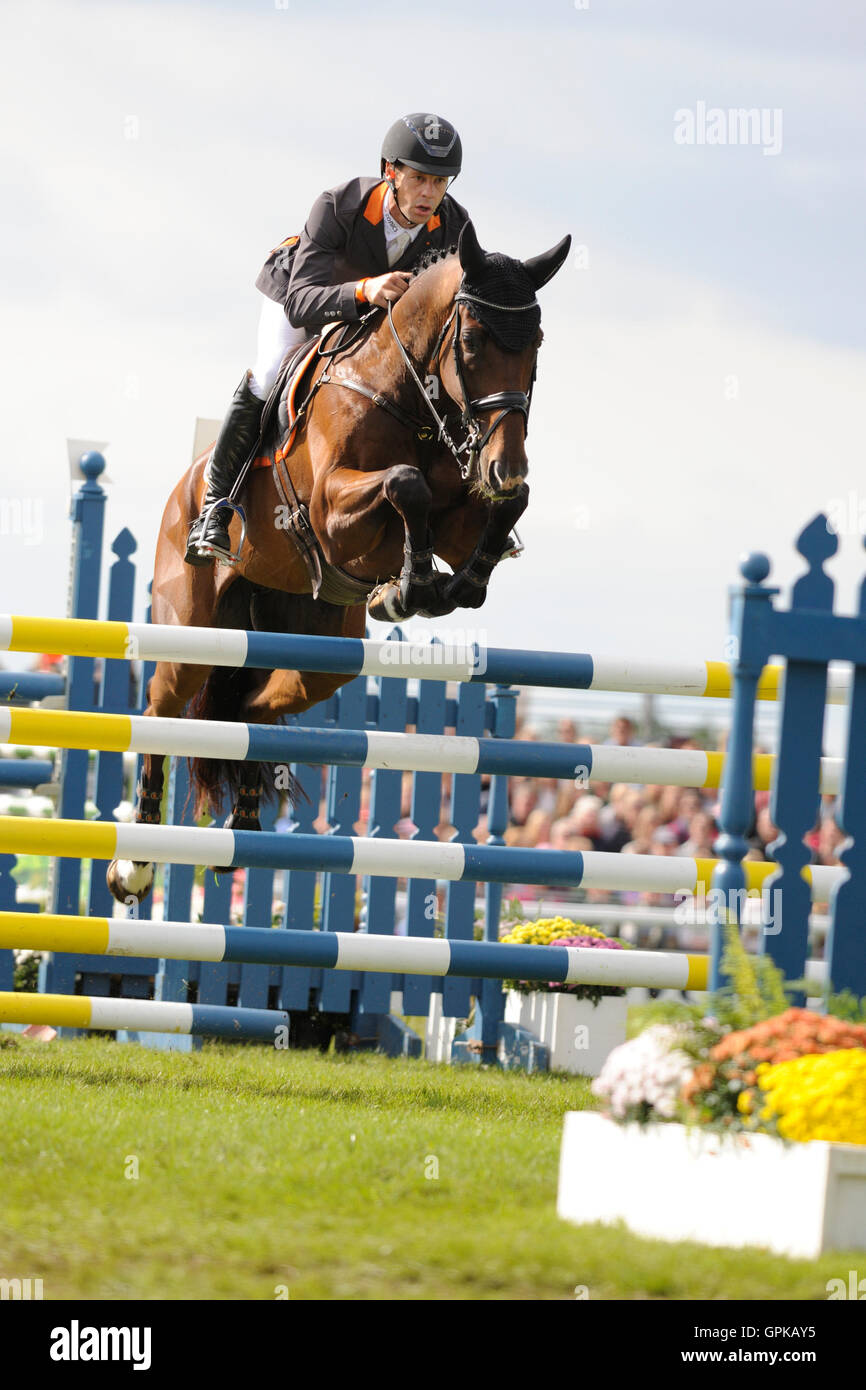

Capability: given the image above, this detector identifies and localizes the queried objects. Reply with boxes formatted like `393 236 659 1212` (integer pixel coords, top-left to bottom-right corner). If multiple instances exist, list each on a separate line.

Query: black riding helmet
380 113 462 181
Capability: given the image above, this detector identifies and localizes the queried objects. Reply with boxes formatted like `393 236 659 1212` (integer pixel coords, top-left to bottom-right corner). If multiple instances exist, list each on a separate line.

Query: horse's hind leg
207 753 264 878
223 762 265 832
223 600 367 827
105 747 164 905
106 659 212 905
210 666 271 863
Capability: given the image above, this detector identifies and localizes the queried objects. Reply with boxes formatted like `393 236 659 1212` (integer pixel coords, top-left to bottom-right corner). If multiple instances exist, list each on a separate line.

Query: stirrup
194 499 248 566
500 529 524 560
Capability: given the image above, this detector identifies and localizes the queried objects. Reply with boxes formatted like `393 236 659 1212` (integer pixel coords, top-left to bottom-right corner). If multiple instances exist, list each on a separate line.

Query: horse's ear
458 220 486 279
522 234 572 290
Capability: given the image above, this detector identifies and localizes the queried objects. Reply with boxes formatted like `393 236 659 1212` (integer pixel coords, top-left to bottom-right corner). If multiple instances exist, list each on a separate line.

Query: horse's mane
410 244 459 280
406 239 541 350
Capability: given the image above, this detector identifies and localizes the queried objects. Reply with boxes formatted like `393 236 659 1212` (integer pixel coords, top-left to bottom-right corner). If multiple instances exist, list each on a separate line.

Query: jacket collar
356 181 445 272
362 180 389 225
363 180 442 232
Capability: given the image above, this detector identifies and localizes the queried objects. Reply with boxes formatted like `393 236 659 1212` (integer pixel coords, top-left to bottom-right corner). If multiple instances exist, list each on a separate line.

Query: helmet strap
385 162 426 228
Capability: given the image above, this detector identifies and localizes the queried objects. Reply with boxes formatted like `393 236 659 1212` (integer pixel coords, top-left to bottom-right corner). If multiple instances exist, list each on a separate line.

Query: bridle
314 276 540 484
386 281 539 481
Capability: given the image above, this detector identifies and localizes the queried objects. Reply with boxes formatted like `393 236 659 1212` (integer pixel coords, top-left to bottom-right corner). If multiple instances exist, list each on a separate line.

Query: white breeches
249 296 310 401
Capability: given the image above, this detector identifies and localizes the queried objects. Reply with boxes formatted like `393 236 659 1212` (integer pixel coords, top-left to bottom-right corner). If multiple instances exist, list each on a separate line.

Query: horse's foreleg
363 463 454 621
311 461 447 622
440 486 529 611
379 463 444 618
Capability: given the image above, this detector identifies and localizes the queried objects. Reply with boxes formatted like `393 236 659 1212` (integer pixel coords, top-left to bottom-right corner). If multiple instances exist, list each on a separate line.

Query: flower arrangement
562 933 866 1259
500 916 630 1002
590 924 866 1146
500 917 611 946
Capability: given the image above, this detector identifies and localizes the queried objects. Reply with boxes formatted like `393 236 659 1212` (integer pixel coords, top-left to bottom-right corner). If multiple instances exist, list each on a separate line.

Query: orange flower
681 1062 714 1101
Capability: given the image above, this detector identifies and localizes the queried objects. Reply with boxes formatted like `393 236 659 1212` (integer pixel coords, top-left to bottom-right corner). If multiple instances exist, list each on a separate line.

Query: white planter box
504 991 628 1075
558 1112 866 1258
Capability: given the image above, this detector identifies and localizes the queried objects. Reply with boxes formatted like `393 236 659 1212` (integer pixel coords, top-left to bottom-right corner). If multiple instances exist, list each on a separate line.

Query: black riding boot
185 371 265 565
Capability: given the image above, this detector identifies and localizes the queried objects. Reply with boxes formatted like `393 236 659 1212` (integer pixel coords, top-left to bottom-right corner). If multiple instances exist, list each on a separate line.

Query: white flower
593 1022 696 1120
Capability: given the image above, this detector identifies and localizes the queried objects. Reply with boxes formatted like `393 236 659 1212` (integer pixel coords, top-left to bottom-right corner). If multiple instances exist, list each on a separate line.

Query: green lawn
0 1037 854 1300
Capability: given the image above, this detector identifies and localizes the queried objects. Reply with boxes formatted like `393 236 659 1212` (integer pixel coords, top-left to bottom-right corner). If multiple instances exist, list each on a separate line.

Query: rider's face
387 163 450 224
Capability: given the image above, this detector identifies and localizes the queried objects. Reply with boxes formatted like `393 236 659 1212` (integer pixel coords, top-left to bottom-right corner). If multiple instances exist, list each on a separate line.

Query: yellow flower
756 1048 866 1145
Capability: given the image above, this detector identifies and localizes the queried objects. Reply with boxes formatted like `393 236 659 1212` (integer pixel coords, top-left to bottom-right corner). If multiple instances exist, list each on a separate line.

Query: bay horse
107 220 570 904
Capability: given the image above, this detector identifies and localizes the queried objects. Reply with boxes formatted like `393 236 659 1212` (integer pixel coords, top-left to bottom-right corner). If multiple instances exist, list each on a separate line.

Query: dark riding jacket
255 176 470 331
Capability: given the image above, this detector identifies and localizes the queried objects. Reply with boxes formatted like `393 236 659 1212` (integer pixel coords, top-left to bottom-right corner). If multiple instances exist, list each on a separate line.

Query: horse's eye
461 332 481 351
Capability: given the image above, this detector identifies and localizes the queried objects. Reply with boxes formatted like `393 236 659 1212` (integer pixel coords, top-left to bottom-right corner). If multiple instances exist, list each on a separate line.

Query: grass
0 1036 856 1300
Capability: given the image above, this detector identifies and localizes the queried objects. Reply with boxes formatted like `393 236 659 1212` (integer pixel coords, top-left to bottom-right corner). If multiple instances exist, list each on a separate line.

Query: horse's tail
184 578 305 820
185 664 262 822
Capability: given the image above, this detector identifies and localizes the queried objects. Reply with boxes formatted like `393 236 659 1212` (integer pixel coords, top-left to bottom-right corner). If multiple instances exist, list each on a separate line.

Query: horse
107 220 570 905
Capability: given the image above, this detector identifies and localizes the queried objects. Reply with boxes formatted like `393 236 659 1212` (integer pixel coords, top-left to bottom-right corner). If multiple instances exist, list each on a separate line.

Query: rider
186 113 470 565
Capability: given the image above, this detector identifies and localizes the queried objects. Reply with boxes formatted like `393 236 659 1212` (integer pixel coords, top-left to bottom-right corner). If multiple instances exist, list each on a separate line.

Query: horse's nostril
489 459 523 491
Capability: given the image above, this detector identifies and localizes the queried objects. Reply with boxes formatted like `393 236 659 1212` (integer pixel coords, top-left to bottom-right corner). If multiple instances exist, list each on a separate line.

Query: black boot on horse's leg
224 774 263 833
211 765 264 875
185 371 265 567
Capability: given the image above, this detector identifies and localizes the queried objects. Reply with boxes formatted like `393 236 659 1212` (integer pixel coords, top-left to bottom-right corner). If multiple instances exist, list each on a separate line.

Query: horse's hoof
442 576 488 611
367 582 408 624
416 599 457 618
416 575 458 618
107 858 154 905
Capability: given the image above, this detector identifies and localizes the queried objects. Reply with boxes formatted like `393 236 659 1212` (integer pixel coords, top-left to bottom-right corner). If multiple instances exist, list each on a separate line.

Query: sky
1 0 865 685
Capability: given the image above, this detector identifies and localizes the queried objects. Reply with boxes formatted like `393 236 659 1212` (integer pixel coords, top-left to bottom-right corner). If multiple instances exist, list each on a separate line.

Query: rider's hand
363 272 411 309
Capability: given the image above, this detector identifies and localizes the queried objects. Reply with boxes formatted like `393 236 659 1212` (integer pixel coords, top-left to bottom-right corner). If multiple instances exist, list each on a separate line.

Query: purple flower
556 936 626 950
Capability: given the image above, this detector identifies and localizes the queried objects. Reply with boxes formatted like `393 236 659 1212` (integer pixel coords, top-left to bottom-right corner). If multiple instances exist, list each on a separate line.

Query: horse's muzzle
480 466 528 502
